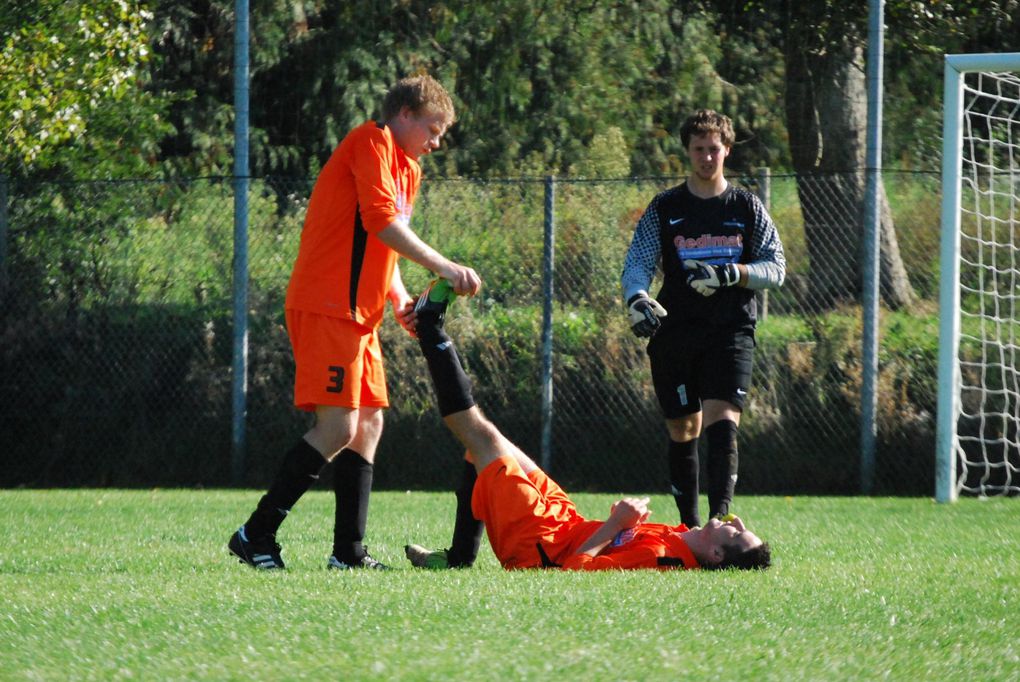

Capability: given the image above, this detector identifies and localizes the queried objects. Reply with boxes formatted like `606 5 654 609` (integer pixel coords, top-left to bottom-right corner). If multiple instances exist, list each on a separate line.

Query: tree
718 0 1020 310
138 0 787 178
246 0 784 177
0 1 169 179
780 1 914 310
711 0 914 310
883 0 1020 171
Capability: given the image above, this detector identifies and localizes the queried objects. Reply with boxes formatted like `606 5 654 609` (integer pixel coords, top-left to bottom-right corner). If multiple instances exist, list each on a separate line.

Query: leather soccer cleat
228 526 286 570
326 553 391 570
404 544 451 569
413 278 458 335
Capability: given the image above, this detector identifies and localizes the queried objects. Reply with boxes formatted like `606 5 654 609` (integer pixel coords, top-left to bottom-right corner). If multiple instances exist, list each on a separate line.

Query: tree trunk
784 41 915 311
876 182 914 309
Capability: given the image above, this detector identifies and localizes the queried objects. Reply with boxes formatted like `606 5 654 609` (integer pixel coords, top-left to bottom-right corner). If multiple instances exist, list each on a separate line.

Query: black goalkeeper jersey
650 183 766 331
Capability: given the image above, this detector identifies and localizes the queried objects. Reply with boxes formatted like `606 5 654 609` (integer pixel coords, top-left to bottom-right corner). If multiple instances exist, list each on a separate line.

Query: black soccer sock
417 327 475 417
668 438 700 527
446 459 483 568
706 419 739 518
244 438 327 539
332 449 373 562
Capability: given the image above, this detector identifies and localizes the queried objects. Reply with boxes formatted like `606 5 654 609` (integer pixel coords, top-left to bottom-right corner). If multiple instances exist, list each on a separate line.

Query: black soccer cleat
326 552 391 571
228 526 285 570
413 278 458 336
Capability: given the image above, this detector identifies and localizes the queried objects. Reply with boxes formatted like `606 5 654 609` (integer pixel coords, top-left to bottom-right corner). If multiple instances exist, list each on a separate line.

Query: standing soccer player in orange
228 75 481 570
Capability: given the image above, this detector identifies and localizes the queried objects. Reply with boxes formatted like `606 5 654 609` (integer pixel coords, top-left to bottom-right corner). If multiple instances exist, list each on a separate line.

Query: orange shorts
285 308 388 411
471 455 590 569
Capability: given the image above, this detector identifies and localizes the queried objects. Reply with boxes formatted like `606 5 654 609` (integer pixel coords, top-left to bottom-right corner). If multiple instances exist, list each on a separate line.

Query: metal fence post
0 175 8 299
755 168 771 321
231 0 251 485
860 0 885 494
540 175 556 471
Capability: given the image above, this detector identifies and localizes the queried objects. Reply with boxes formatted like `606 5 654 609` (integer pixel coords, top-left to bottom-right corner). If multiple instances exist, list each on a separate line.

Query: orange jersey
472 456 699 571
560 521 699 571
286 121 421 328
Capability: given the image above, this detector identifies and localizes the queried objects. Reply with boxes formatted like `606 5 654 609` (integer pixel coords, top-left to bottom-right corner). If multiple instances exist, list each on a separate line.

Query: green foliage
4 175 952 493
882 173 942 298
2 490 1019 679
10 178 303 314
714 0 1020 172
0 1 171 178
149 0 790 177
9 1 1018 179
883 1 1020 170
145 1 238 175
569 127 631 178
6 1 1019 178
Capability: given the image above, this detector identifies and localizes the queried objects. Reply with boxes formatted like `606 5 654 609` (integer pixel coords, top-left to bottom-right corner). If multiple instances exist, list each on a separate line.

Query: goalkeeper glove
683 259 740 297
627 293 667 337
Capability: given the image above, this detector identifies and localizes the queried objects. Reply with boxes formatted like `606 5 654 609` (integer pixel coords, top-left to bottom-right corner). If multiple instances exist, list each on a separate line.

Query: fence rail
0 172 943 494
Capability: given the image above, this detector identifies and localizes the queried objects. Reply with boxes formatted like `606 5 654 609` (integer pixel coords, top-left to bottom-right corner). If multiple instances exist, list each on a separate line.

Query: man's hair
679 109 735 148
381 74 456 124
706 541 772 571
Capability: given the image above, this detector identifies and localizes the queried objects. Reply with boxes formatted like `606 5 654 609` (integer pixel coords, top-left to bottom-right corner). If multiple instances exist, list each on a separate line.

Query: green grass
2 490 1018 680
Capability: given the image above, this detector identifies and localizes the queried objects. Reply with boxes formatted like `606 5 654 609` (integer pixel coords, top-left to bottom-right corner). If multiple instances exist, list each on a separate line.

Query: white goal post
937 52 1020 502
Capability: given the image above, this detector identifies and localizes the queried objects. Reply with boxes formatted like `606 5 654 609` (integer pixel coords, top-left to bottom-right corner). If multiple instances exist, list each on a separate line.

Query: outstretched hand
683 259 740 296
627 293 667 337
439 262 483 296
393 297 417 337
608 496 651 529
574 496 652 558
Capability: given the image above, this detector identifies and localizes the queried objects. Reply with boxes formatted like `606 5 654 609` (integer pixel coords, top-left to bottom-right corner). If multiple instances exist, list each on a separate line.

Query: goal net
937 53 1020 501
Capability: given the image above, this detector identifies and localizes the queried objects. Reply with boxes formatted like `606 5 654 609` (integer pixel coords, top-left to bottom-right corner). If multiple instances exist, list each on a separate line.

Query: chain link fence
0 172 942 494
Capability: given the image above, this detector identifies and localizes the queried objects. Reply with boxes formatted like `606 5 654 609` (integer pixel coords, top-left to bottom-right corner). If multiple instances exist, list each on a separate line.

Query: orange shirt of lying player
472 455 701 571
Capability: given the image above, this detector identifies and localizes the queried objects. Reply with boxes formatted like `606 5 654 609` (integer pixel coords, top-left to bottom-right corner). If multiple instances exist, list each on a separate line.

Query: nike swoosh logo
669 218 684 225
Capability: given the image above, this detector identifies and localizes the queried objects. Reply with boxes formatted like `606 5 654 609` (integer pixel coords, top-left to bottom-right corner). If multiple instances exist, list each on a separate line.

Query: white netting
956 69 1020 495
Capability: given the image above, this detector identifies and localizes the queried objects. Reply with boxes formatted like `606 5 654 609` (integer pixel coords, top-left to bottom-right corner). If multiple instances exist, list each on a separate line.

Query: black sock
668 438 700 527
447 460 483 567
332 449 373 562
417 327 475 417
245 439 327 539
706 419 739 518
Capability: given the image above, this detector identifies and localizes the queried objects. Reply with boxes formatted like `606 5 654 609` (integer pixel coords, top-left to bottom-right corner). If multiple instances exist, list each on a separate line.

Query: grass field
2 489 1018 681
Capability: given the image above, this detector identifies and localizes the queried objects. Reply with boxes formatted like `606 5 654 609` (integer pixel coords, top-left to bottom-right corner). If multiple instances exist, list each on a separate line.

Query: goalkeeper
621 109 786 528
406 280 771 571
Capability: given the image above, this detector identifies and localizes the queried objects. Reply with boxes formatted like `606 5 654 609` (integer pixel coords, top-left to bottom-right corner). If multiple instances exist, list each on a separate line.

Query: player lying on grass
405 280 772 571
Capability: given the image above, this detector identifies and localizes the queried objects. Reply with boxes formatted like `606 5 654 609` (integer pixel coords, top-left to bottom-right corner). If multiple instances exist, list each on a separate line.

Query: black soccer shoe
228 526 285 570
326 553 391 571
413 278 457 337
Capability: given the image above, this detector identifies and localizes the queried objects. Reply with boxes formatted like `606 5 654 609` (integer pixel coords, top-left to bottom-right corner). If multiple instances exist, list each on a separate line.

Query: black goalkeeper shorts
646 324 755 418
